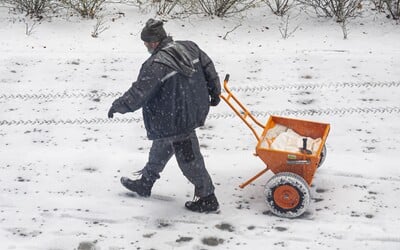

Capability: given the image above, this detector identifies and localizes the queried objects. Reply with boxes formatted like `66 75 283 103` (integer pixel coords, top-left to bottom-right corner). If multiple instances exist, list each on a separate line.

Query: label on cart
287 154 297 160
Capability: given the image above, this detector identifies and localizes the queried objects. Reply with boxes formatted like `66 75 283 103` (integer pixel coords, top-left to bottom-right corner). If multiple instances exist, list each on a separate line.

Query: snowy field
1 4 400 250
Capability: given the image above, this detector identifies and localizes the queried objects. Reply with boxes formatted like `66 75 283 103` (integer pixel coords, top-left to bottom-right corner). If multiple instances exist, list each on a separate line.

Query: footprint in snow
202 237 224 246
176 236 193 243
215 222 235 232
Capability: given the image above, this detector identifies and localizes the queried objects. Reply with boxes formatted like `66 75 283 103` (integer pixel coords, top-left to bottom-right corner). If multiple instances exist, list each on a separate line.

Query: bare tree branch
222 23 242 39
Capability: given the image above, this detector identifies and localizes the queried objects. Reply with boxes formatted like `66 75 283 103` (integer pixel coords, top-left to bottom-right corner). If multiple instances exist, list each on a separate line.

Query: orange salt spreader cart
220 74 330 218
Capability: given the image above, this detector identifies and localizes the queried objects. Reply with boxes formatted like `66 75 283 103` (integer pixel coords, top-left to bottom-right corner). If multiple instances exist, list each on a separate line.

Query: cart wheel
265 172 310 218
318 145 327 168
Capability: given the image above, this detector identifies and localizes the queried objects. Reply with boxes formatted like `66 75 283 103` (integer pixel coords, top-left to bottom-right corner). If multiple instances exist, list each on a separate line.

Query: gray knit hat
140 19 167 43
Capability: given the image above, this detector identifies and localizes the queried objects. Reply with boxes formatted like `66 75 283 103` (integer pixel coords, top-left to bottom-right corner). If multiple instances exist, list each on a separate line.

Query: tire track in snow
228 81 400 93
318 171 400 183
0 91 122 100
356 237 400 243
1 81 399 100
1 106 400 126
1 81 399 126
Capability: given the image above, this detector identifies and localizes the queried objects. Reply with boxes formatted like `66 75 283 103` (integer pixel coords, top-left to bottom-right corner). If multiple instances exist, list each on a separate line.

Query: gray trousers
140 130 215 198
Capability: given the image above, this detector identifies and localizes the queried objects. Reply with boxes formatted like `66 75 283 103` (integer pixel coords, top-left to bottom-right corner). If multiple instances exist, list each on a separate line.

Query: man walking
108 19 221 213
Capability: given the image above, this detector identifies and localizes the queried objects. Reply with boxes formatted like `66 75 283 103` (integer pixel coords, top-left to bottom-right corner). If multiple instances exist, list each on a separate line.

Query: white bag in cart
270 128 322 155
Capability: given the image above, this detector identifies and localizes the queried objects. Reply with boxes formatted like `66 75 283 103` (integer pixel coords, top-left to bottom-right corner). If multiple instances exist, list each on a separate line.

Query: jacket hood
154 37 196 77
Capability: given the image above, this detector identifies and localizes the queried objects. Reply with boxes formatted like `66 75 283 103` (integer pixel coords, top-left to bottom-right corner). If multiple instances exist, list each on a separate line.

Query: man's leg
141 138 175 183
172 131 216 200
121 138 174 196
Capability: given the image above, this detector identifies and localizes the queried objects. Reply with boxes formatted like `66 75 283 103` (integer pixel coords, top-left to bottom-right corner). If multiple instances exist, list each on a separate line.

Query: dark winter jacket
111 37 221 140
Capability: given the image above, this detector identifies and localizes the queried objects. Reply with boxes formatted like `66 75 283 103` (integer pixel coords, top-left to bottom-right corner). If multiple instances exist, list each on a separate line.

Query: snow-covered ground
1 4 400 250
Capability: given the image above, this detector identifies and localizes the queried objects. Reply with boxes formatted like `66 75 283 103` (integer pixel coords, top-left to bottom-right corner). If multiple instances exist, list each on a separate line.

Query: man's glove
210 95 220 106
108 106 116 118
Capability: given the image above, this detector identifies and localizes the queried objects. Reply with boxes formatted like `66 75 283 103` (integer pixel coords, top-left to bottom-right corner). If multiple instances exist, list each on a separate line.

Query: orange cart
220 74 330 218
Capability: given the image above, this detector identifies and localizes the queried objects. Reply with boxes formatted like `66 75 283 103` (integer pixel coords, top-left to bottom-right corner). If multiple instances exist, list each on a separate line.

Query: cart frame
220 74 330 189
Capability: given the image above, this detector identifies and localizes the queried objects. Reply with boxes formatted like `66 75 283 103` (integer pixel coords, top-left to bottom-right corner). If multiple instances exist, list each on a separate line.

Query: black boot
120 176 154 197
185 193 219 213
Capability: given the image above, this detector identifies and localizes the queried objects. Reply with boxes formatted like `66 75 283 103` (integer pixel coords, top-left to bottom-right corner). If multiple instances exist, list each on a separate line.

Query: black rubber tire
265 172 311 218
318 145 327 168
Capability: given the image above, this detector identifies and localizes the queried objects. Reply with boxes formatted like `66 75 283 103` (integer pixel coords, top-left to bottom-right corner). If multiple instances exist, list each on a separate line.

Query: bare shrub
148 0 194 17
297 0 362 39
153 0 179 15
91 14 109 37
60 0 105 18
263 0 294 16
384 0 400 19
279 12 300 38
340 17 348 39
4 0 52 18
297 0 362 22
24 17 39 34
371 0 386 11
119 0 258 17
195 0 258 17
222 23 241 39
125 0 184 17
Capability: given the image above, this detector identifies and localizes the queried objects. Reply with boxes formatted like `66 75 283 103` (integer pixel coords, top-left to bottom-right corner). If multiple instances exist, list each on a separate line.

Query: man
108 19 221 213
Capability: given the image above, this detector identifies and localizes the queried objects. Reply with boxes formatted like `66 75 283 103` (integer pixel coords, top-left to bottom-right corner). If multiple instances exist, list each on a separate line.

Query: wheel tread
265 172 311 218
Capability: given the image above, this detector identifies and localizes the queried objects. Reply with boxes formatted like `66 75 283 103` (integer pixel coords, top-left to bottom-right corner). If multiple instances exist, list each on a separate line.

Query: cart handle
220 74 264 141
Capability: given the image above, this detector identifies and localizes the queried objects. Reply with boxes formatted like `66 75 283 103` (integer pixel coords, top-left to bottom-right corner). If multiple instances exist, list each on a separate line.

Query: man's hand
210 95 220 106
108 106 116 118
